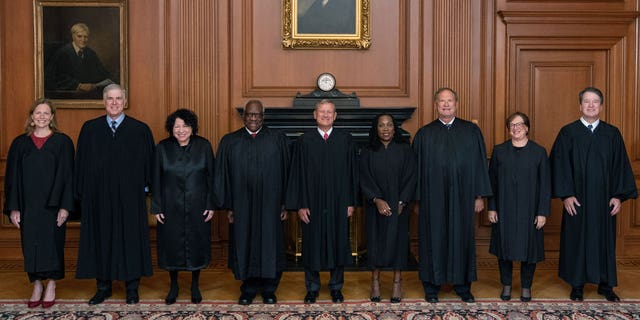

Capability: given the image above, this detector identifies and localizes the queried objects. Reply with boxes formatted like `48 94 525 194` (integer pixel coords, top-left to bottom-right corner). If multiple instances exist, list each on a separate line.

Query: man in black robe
413 87 492 303
75 84 155 305
550 87 637 302
214 100 290 305
286 99 359 304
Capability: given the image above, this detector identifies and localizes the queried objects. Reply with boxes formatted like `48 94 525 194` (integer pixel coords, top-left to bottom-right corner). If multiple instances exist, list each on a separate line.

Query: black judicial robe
488 140 550 263
360 141 417 270
550 120 637 287
286 129 359 271
75 116 155 281
214 127 289 280
45 43 113 92
3 133 74 276
152 136 214 271
413 118 492 285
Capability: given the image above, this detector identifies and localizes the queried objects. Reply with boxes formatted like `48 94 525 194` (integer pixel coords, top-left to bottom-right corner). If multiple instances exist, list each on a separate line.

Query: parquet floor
1 267 639 303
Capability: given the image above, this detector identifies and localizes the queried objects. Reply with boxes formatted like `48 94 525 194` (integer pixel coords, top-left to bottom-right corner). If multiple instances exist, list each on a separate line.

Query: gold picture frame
34 0 127 108
282 0 371 49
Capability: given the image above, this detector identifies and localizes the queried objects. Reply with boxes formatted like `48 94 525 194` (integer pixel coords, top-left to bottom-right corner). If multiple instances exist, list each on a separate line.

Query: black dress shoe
459 292 475 303
520 288 531 302
304 291 318 304
597 288 620 302
425 294 438 303
126 290 139 304
262 292 277 304
570 288 584 301
238 293 254 305
191 288 202 304
330 290 344 303
88 290 112 305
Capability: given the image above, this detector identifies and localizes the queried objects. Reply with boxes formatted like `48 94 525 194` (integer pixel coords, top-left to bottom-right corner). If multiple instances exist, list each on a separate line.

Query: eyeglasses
509 122 526 129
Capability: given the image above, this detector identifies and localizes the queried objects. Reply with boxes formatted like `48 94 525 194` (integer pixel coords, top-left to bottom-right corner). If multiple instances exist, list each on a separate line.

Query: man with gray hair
75 84 155 305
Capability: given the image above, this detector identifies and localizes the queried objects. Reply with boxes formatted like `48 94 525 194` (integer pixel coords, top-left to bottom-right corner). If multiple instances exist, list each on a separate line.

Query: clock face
317 73 336 92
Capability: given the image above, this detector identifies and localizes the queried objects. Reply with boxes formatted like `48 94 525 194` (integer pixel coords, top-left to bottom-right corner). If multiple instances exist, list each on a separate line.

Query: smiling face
72 30 89 49
508 115 528 141
434 89 458 122
172 117 193 146
377 115 395 145
31 103 54 130
580 91 603 123
243 102 264 133
313 101 337 131
104 88 126 119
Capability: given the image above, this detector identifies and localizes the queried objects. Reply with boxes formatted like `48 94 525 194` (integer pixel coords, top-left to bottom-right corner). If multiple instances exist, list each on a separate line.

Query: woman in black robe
487 112 550 302
360 114 416 303
3 99 74 308
151 109 215 304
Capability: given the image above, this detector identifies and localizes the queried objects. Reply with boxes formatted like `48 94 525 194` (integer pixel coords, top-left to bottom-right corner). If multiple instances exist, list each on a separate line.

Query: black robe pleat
412 118 492 285
487 140 550 263
151 136 214 271
75 116 155 281
3 133 74 278
360 141 417 270
550 120 637 287
214 127 289 280
285 128 359 271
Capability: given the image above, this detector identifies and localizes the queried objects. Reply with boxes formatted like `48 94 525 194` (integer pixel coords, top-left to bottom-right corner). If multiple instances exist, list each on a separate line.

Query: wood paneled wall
1 0 639 270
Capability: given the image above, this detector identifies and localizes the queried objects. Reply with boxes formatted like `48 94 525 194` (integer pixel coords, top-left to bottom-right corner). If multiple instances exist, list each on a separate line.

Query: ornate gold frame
282 0 371 49
34 0 128 108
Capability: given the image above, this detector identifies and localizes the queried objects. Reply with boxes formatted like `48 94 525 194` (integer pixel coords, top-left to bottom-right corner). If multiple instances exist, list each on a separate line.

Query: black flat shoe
88 290 112 305
262 292 277 304
459 292 475 303
330 290 344 303
570 288 584 301
304 291 318 304
238 293 254 305
425 294 438 303
126 290 139 305
191 287 202 304
500 286 512 301
597 288 620 302
165 287 178 305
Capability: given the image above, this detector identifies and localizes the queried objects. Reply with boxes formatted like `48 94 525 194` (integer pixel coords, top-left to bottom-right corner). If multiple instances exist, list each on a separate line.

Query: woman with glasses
487 112 551 302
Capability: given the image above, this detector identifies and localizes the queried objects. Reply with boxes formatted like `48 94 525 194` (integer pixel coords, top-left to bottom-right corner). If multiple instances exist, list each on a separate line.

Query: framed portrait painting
34 0 127 108
282 0 371 49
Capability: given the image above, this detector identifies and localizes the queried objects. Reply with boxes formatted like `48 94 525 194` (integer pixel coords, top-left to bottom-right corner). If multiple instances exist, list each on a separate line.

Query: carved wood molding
498 10 639 24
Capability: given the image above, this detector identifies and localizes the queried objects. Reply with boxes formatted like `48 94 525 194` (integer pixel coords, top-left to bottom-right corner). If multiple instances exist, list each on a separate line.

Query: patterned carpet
1 299 639 319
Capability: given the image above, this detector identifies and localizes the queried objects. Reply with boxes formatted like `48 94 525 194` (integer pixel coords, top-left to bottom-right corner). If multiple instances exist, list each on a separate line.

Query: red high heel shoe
41 299 55 308
27 300 41 308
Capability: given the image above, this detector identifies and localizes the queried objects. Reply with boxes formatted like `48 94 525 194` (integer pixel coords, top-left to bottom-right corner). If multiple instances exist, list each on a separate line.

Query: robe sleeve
142 125 156 192
277 132 291 205
549 128 575 199
536 146 552 216
74 122 91 201
204 139 216 210
359 148 382 202
285 137 308 210
411 131 423 201
399 145 418 203
213 136 232 210
348 135 360 206
150 143 164 214
473 125 492 198
487 148 499 212
47 134 75 212
610 129 638 202
3 137 23 214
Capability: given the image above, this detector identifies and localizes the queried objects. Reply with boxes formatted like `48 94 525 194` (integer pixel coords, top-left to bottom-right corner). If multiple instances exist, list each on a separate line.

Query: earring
30 122 35 126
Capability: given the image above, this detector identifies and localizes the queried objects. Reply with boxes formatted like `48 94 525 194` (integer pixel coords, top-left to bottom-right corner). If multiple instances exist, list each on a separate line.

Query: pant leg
520 262 537 289
125 278 140 291
304 269 321 292
453 283 472 295
421 281 441 295
261 272 283 294
97 279 112 292
328 267 344 291
240 278 260 297
498 259 513 286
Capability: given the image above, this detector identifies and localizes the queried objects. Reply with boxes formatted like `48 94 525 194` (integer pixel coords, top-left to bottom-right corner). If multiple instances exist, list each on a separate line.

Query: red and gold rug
1 299 639 319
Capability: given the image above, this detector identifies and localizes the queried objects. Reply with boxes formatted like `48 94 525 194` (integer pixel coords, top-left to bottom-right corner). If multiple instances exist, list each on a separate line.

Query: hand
9 210 20 229
347 206 355 217
609 198 621 216
374 198 391 216
280 207 288 221
203 209 214 222
398 202 406 215
534 215 546 229
298 208 311 224
155 213 165 224
488 210 498 223
563 196 581 216
474 198 485 213
228 210 234 224
56 208 69 227
77 83 96 91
